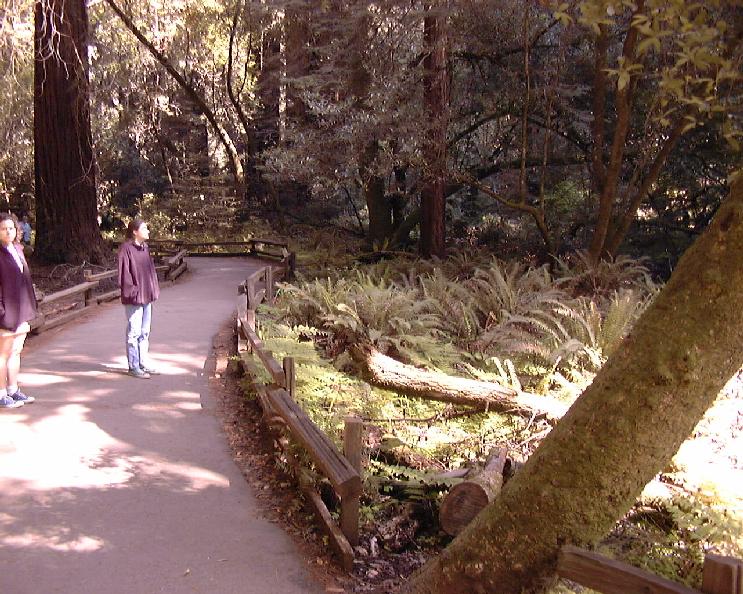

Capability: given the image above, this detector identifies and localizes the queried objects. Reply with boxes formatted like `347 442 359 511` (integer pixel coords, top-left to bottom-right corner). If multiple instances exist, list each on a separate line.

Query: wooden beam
39 281 99 305
166 260 187 281
341 416 363 546
96 288 121 304
557 546 703 594
239 318 285 385
702 555 742 594
166 249 188 266
266 266 275 304
283 357 296 398
266 387 362 500
32 306 96 334
84 269 118 281
300 481 354 572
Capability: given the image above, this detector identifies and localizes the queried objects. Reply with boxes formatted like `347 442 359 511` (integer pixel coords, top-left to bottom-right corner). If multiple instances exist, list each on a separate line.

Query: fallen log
354 346 568 421
439 447 508 536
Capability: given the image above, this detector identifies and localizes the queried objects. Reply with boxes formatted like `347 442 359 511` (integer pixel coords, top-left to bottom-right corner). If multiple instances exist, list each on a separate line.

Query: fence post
702 554 742 594
266 266 275 304
84 286 94 308
340 416 363 547
283 357 296 397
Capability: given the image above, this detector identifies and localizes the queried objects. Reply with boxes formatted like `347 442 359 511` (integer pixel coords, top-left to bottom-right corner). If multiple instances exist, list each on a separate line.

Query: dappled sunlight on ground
1 526 105 553
17 371 73 387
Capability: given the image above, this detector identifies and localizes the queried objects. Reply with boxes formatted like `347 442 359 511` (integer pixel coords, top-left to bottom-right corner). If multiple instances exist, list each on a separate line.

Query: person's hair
125 218 147 240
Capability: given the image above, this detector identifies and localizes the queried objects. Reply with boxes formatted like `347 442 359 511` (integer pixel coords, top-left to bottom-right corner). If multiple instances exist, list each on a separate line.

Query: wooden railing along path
30 251 187 335
140 238 296 272
31 238 292 336
235 263 362 571
557 545 742 594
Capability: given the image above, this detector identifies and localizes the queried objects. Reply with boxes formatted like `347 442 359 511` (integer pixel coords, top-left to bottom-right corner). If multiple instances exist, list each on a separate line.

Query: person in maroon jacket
0 213 37 409
118 219 160 379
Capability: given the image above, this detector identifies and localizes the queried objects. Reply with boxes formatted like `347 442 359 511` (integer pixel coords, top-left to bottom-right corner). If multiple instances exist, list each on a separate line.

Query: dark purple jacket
0 243 37 331
118 240 160 305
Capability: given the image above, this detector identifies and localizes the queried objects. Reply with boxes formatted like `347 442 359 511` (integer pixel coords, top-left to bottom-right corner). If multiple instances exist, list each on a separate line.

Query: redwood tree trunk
34 0 105 264
420 10 448 258
401 178 743 593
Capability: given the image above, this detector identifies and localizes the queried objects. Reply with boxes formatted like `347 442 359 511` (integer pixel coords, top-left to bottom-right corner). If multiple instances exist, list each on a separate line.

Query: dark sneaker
140 366 160 375
10 390 34 404
128 368 151 379
0 394 24 409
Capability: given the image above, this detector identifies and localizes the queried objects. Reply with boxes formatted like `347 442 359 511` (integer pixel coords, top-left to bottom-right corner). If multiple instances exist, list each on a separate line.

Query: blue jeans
125 303 152 371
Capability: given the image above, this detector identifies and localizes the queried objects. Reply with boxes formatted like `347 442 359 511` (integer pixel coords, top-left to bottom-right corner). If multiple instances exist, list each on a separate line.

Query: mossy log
439 447 508 536
354 345 568 421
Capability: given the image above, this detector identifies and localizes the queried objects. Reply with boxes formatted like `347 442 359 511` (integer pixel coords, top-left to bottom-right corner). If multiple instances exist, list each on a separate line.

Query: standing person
0 213 37 409
118 219 160 379
19 215 32 246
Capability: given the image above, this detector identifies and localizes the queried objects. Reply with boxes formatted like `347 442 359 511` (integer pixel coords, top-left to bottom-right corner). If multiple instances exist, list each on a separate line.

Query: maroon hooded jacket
118 240 160 306
0 242 37 331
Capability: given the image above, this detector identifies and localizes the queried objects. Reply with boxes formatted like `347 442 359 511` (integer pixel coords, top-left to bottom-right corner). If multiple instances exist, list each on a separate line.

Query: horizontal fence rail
115 238 296 278
557 546 743 594
235 262 361 571
31 253 187 336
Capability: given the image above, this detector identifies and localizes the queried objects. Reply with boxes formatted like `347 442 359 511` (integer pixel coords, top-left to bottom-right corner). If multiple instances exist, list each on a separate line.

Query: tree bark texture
34 0 105 264
356 346 568 420
420 10 448 259
400 178 743 594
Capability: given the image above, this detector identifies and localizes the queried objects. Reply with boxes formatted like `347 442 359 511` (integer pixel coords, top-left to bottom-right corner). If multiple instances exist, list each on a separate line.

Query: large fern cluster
275 251 658 387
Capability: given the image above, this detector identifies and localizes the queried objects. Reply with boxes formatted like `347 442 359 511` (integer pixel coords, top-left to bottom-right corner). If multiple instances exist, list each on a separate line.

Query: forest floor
212 319 743 593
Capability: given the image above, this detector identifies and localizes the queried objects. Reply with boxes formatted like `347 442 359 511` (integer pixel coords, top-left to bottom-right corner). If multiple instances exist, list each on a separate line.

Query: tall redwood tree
420 7 448 258
34 0 105 263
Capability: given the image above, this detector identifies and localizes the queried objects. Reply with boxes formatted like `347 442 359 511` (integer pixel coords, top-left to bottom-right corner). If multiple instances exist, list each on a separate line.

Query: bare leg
0 334 16 390
6 331 27 388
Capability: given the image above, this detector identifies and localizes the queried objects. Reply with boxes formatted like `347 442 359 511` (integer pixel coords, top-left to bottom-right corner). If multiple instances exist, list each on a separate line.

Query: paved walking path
0 258 320 594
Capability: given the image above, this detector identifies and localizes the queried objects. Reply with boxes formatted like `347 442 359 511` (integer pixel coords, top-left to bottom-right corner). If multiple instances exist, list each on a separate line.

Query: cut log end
439 483 491 536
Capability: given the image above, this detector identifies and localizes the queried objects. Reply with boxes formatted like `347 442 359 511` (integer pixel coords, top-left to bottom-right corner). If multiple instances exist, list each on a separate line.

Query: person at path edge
118 219 160 379
0 213 37 409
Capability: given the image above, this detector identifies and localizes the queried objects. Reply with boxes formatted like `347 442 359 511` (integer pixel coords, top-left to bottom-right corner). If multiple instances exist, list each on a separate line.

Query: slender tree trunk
360 142 392 247
34 0 105 264
348 12 392 247
587 2 644 263
102 0 245 197
590 26 608 196
420 8 448 258
604 120 685 256
401 178 743 594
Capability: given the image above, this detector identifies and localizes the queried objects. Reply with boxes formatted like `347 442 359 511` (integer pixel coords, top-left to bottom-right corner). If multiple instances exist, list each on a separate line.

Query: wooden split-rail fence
30 250 188 335
235 262 362 572
557 545 742 594
31 237 293 336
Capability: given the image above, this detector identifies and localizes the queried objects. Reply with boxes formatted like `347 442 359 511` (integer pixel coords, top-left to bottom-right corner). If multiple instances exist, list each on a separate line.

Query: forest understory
222 225 743 592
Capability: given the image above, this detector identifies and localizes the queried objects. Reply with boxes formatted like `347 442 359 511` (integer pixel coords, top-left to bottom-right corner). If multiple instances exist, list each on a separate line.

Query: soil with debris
209 321 443 593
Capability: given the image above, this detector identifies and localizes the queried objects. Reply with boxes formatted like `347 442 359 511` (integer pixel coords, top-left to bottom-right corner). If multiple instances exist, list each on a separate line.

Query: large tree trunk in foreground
400 177 743 594
356 346 568 420
34 0 105 264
